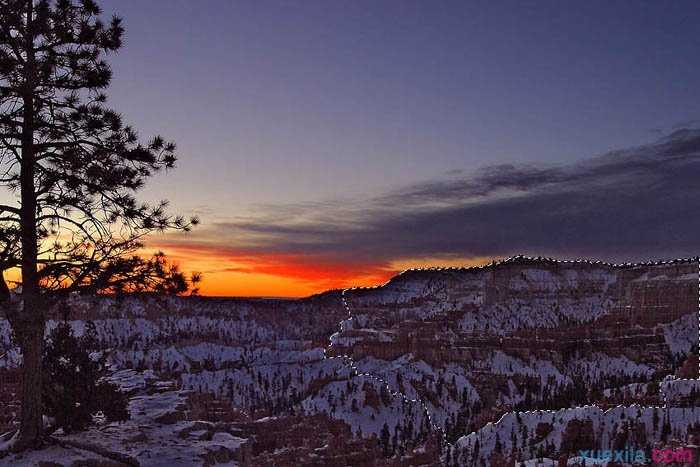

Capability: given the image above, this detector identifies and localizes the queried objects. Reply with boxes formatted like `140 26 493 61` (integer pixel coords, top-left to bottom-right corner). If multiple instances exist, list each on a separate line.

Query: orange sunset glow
146 240 495 297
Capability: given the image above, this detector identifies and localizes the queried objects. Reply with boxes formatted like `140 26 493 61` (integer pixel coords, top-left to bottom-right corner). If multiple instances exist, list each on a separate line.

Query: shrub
42 321 129 433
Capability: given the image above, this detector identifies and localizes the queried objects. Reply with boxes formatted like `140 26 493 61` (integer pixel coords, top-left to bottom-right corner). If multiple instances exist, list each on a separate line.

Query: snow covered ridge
391 254 700 278
334 256 698 339
661 377 700 404
324 256 699 462
449 404 700 465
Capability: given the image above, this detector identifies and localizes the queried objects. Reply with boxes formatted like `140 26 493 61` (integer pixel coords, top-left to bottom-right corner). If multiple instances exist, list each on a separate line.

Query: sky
96 0 700 297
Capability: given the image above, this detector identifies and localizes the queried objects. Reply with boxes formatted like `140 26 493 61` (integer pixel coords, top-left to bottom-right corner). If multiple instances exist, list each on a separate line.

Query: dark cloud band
181 128 700 265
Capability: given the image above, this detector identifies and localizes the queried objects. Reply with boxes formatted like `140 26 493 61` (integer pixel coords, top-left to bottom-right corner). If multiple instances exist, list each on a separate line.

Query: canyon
0 256 698 465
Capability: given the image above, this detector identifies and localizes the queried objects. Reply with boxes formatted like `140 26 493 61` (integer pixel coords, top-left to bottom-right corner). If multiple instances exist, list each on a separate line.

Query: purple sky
97 1 700 295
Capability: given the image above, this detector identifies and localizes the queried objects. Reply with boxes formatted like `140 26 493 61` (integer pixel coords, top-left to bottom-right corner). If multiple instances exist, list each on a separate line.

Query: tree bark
13 320 43 451
0 272 10 302
13 0 44 452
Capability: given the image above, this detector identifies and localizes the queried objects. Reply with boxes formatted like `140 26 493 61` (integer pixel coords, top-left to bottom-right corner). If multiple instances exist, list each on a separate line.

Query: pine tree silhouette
380 422 391 457
0 0 197 450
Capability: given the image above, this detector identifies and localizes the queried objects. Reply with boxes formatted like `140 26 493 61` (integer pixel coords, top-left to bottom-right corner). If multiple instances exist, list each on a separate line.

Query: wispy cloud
158 128 700 289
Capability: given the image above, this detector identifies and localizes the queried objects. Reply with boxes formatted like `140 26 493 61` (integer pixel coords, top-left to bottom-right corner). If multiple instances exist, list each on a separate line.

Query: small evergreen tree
661 418 671 442
652 408 659 431
380 422 391 457
42 321 128 433
495 433 502 454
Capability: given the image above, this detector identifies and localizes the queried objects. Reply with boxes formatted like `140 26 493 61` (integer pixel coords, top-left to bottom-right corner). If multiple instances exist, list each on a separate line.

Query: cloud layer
158 128 700 292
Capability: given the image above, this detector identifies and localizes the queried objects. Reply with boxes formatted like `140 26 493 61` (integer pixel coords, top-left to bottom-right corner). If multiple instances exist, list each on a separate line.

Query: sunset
147 237 497 296
0 1 698 464
87 1 700 297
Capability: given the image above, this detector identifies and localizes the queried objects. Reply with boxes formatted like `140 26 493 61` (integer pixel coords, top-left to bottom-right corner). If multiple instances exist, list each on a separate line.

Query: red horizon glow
145 240 399 297
146 240 494 297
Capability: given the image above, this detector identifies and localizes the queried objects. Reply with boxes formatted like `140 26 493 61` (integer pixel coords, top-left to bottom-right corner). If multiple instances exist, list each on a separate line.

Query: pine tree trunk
0 272 10 302
13 317 44 451
13 0 43 451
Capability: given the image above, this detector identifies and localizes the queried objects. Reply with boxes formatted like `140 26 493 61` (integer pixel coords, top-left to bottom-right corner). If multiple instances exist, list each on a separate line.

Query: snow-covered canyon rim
0 255 697 466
